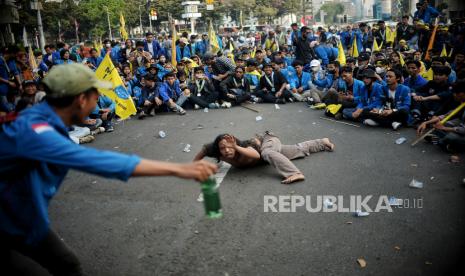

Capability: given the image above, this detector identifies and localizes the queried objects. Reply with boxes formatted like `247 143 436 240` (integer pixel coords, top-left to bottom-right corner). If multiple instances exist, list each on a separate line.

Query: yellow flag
337 41 346 65
440 44 448 57
95 54 137 120
373 39 382 52
93 39 103 56
208 20 220 54
119 13 129 41
422 67 434 81
425 19 439 61
351 38 358 58
182 57 199 69
386 26 396 43
28 47 38 72
251 46 257 58
171 22 177 67
227 52 235 65
398 52 405 66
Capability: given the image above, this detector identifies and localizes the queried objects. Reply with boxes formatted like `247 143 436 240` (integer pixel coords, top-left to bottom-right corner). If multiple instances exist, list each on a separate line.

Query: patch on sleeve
32 123 54 134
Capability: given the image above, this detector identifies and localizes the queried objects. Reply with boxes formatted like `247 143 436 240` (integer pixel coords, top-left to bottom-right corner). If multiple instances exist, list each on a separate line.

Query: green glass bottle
201 177 223 219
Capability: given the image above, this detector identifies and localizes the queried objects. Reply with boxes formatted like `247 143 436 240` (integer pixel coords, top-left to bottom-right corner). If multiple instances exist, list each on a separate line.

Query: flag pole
411 102 465 146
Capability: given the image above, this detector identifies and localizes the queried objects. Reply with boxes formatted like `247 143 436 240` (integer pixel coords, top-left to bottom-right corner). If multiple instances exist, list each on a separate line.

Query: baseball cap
43 63 112 98
310 59 320 67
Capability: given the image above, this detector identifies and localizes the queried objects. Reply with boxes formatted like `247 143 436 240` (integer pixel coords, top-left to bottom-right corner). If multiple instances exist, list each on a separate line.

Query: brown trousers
260 134 327 178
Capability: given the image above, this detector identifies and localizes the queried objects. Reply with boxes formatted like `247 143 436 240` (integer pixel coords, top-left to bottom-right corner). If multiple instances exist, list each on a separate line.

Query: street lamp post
104 6 113 40
138 5 144 35
149 13 153 32
30 0 45 53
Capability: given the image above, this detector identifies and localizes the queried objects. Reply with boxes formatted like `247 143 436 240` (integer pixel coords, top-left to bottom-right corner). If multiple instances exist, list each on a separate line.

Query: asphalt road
49 103 465 275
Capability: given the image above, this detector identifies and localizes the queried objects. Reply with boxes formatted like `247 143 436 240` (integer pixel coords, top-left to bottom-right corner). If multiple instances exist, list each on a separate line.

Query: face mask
327 69 336 74
105 44 111 48
376 67 386 76
311 67 319 72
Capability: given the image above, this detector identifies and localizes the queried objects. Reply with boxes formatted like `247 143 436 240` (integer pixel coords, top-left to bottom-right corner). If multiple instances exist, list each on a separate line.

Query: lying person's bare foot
281 173 305 184
322 138 335 151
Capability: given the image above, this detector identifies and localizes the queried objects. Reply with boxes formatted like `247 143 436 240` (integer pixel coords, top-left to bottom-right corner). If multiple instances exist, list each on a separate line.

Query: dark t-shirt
259 71 287 92
346 83 354 96
416 81 451 99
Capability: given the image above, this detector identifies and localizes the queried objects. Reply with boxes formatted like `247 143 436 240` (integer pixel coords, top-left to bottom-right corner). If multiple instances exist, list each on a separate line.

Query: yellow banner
337 41 346 65
209 20 220 54
351 37 358 58
95 54 136 120
440 44 448 57
120 13 129 41
373 39 382 52
171 22 177 67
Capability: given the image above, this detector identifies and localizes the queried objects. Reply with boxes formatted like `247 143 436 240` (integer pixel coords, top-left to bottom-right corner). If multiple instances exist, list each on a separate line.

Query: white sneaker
194 104 200 110
215 102 220 108
363 119 379 127
224 102 232 108
392 121 402 130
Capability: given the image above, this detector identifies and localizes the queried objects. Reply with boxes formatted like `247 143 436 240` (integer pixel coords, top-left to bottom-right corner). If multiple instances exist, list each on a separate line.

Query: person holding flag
119 13 129 41
95 53 137 120
208 21 221 54
373 21 387 49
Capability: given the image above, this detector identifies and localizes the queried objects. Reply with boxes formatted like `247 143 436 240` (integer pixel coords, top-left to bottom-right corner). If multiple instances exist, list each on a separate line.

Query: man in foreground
0 63 217 275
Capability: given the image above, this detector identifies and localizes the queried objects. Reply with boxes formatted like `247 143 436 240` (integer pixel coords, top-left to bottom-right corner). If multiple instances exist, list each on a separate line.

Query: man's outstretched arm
133 159 217 182
193 148 206 161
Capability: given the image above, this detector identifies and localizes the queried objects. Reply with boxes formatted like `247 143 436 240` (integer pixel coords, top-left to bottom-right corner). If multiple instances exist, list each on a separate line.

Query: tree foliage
314 3 345 24
18 0 305 43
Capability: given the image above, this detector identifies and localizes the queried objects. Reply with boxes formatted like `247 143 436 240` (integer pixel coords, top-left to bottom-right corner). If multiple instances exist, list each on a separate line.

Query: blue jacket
0 102 141 245
141 83 160 102
0 56 10 96
403 75 428 91
280 66 296 84
38 61 49 73
380 83 411 111
54 59 74 65
157 64 172 81
343 78 365 100
158 80 182 102
284 56 294 67
356 82 383 110
52 51 61 64
132 85 144 107
92 94 116 115
314 45 331 66
88 57 103 69
289 71 311 90
310 71 331 89
144 40 163 58
350 30 364 52
340 31 353 49
330 75 346 91
414 5 440 24
176 45 192 62
195 40 209 56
